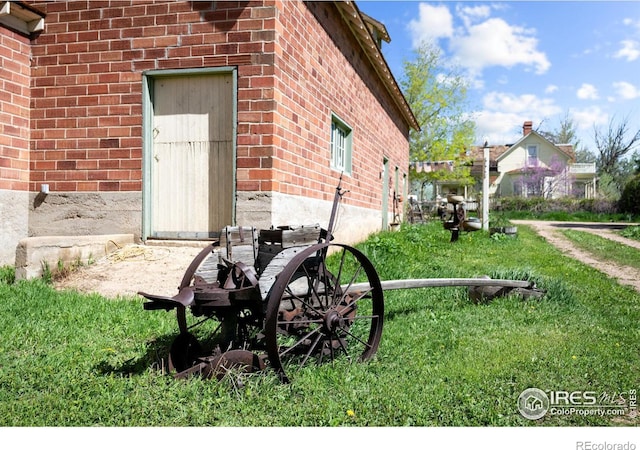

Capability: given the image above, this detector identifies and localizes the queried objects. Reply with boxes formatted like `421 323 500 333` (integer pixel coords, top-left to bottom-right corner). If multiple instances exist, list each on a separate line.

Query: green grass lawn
1 222 638 426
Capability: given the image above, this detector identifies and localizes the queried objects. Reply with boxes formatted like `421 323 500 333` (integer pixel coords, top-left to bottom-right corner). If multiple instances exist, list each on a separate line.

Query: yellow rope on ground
106 245 171 262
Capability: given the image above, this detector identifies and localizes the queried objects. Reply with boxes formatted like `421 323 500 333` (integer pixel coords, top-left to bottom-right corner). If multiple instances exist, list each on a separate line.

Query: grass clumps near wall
0 266 15 285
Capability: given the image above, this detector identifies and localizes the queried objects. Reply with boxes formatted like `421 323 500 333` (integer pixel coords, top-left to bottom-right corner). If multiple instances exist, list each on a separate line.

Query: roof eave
333 1 420 131
0 1 45 36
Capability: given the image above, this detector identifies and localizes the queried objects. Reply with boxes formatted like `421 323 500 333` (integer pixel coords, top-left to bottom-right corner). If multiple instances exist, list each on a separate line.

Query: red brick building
0 0 418 266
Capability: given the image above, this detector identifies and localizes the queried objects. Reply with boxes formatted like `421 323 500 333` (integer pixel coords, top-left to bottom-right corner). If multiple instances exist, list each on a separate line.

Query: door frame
381 157 389 230
141 67 238 241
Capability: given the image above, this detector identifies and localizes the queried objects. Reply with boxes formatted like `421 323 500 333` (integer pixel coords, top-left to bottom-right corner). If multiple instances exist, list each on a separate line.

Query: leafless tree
594 115 640 177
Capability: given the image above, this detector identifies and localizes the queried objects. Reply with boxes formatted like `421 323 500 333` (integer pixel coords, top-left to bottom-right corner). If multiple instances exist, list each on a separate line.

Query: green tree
574 147 597 164
400 41 476 189
538 113 578 145
619 174 640 215
632 150 640 175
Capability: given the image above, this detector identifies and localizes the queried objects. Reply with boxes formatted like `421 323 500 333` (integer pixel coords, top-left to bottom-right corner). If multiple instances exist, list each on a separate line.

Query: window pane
330 114 352 174
527 145 538 166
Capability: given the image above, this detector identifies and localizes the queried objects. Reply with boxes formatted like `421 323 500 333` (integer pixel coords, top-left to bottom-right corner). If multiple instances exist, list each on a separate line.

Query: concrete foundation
0 189 29 266
15 233 134 280
28 191 142 241
235 191 383 246
7 189 383 278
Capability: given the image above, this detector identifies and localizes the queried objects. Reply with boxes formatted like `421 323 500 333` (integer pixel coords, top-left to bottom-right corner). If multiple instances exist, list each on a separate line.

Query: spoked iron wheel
264 243 384 382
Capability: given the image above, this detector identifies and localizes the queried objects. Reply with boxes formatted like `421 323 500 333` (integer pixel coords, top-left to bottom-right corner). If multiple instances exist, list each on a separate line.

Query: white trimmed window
330 114 352 174
526 145 538 167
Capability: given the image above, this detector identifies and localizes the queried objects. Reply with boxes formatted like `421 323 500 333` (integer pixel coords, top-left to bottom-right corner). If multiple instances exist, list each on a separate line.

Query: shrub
619 175 640 215
621 225 640 240
494 196 619 217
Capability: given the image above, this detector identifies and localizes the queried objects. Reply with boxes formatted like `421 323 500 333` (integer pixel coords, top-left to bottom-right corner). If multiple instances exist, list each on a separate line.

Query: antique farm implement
140 179 384 383
140 179 542 383
442 194 482 242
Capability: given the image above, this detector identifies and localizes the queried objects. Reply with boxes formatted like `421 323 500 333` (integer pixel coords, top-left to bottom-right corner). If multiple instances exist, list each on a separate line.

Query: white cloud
473 92 562 144
613 81 640 100
545 84 558 94
474 111 525 145
482 91 561 117
576 83 599 100
458 4 491 20
456 4 491 28
408 3 550 78
622 18 640 30
449 17 550 76
408 4 453 47
614 40 640 62
569 106 609 131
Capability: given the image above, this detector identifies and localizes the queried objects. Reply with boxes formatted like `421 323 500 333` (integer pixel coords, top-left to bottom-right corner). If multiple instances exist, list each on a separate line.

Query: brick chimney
523 121 533 136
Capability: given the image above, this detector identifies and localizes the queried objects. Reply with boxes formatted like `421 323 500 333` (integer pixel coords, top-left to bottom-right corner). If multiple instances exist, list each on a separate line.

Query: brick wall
28 1 408 207
28 0 277 194
263 1 409 210
0 26 31 191
23 0 410 242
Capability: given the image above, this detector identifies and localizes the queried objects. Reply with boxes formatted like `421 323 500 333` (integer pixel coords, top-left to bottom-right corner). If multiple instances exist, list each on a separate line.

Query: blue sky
357 1 640 151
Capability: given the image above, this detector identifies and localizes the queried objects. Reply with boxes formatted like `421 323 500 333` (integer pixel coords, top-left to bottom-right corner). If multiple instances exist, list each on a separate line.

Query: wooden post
345 277 534 293
482 142 490 231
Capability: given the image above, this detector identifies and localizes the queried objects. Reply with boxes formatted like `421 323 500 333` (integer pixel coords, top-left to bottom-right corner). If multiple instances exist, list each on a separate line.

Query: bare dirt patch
53 242 209 299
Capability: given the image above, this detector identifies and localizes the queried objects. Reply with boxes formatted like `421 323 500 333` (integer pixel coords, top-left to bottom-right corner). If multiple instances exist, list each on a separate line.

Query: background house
0 0 419 268
470 121 597 199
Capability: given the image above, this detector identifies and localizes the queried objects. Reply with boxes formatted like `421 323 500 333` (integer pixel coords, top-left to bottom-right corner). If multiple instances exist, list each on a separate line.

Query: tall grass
0 222 638 426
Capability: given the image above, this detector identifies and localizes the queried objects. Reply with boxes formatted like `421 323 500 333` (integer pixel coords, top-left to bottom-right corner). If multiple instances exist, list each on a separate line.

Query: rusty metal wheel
177 244 217 289
264 243 384 383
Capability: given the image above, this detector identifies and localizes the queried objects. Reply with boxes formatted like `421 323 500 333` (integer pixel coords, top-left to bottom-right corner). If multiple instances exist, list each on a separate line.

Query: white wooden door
151 73 234 239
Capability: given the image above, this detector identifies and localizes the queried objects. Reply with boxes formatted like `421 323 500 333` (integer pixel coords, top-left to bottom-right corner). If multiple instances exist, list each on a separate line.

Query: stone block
15 234 134 280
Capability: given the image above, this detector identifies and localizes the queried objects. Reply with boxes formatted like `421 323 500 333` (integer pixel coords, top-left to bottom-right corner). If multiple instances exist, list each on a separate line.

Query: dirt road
53 221 640 299
512 220 640 293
